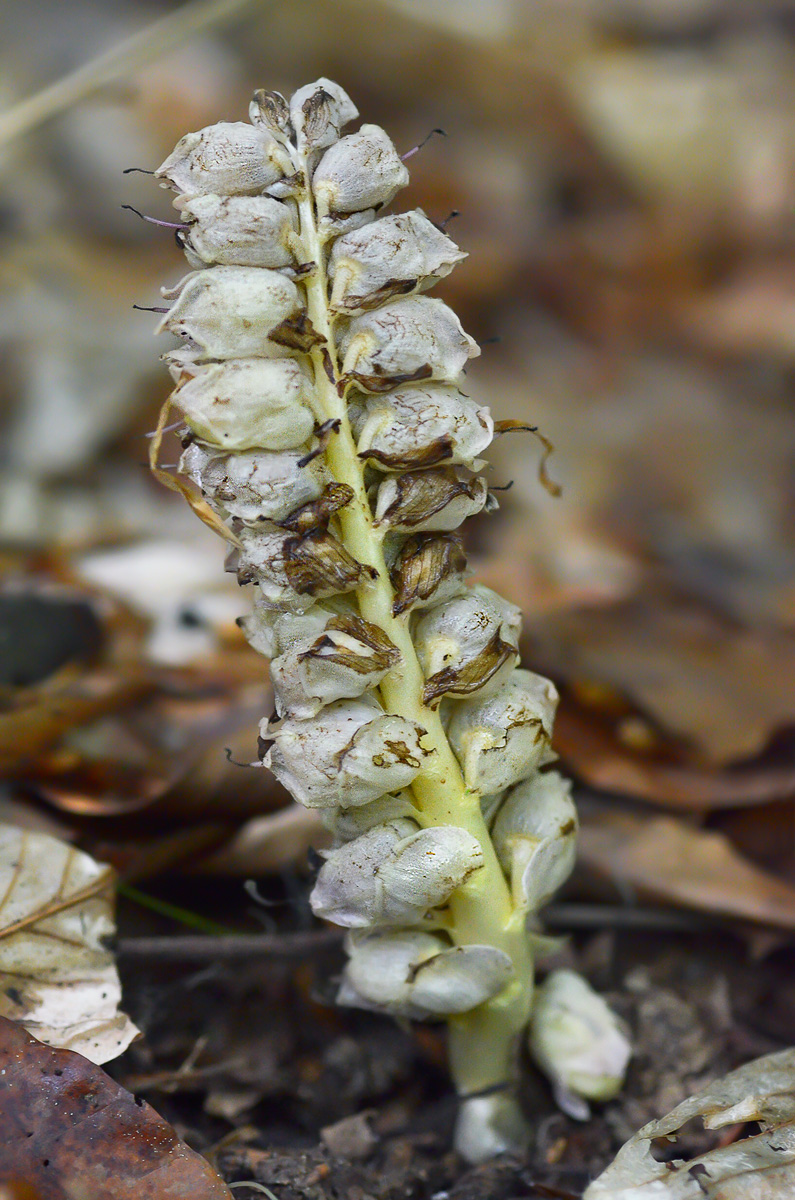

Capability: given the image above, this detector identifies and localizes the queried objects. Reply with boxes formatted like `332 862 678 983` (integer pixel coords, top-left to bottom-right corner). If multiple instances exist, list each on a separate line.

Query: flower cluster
146 80 627 1161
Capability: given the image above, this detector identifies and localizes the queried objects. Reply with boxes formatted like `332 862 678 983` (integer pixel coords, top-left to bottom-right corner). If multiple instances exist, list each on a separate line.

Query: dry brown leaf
578 811 795 931
0 667 152 776
553 696 795 812
0 826 138 1062
0 1016 232 1197
530 595 795 765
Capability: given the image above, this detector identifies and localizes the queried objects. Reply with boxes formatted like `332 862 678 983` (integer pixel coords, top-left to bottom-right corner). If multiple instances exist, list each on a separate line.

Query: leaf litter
0 1015 231 1198
585 1048 795 1198
0 825 138 1063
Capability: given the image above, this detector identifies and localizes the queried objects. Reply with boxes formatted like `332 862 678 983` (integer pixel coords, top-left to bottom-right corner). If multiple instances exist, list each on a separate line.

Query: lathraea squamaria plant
141 80 629 1162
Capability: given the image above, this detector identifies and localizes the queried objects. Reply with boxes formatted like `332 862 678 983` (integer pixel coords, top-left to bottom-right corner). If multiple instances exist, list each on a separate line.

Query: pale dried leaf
0 826 138 1063
585 1047 795 1199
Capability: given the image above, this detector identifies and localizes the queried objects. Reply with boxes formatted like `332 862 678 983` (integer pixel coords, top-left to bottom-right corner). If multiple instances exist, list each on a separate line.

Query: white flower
311 819 483 926
446 669 559 794
491 771 577 914
338 296 479 388
329 210 466 313
270 610 400 719
338 929 513 1019
413 585 521 703
313 125 409 215
169 358 315 451
289 78 358 150
263 697 428 808
180 443 324 525
178 195 297 270
156 121 288 198
354 385 493 471
157 267 301 360
529 970 631 1114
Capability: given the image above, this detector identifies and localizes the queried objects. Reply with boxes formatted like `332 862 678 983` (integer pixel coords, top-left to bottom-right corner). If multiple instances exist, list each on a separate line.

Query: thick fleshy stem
293 143 534 1120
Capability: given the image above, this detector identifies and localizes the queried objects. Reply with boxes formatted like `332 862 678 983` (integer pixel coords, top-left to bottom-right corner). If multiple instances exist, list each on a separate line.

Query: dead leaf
529 595 795 766
0 1016 232 1197
585 1047 795 1198
578 811 795 931
554 696 795 812
0 666 152 775
0 825 138 1062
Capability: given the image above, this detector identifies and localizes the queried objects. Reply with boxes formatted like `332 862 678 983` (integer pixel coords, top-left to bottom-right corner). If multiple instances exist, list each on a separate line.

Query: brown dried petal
280 483 354 533
302 614 401 674
269 311 325 352
364 435 454 471
249 89 291 137
346 364 433 394
283 530 376 597
390 533 467 615
422 632 519 706
374 469 488 531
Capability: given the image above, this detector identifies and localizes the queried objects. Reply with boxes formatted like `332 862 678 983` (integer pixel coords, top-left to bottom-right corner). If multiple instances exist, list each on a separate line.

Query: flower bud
413 586 521 704
313 124 409 215
170 358 315 451
529 970 631 1115
321 793 418 840
491 771 577 913
179 443 324 525
373 469 490 533
329 210 466 313
238 592 288 657
446 669 559 795
338 296 479 390
263 697 428 808
156 121 288 198
271 611 400 718
311 819 483 926
248 89 291 140
354 385 493 471
289 78 358 150
454 1094 530 1163
338 929 513 1019
157 267 302 360
178 195 297 270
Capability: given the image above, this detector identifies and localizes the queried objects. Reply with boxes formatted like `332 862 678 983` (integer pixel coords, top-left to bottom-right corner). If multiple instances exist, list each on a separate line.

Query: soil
110 868 795 1200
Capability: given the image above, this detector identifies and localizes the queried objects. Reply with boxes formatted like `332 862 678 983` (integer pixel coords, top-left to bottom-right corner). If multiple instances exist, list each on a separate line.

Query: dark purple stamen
437 209 460 231
122 204 189 230
133 304 169 313
402 127 447 161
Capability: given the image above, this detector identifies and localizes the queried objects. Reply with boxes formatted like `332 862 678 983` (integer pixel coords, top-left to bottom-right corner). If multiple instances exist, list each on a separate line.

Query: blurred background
2 0 795 983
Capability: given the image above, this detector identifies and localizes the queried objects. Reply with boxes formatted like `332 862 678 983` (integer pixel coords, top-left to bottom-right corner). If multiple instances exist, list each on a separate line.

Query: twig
116 927 342 960
0 0 263 149
544 903 715 933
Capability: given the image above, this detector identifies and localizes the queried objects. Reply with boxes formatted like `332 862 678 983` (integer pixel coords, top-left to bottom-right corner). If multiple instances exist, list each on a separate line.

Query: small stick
116 928 342 960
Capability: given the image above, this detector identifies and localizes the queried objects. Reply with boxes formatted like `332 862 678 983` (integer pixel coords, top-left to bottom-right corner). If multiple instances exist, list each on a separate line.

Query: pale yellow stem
293 154 533 1098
